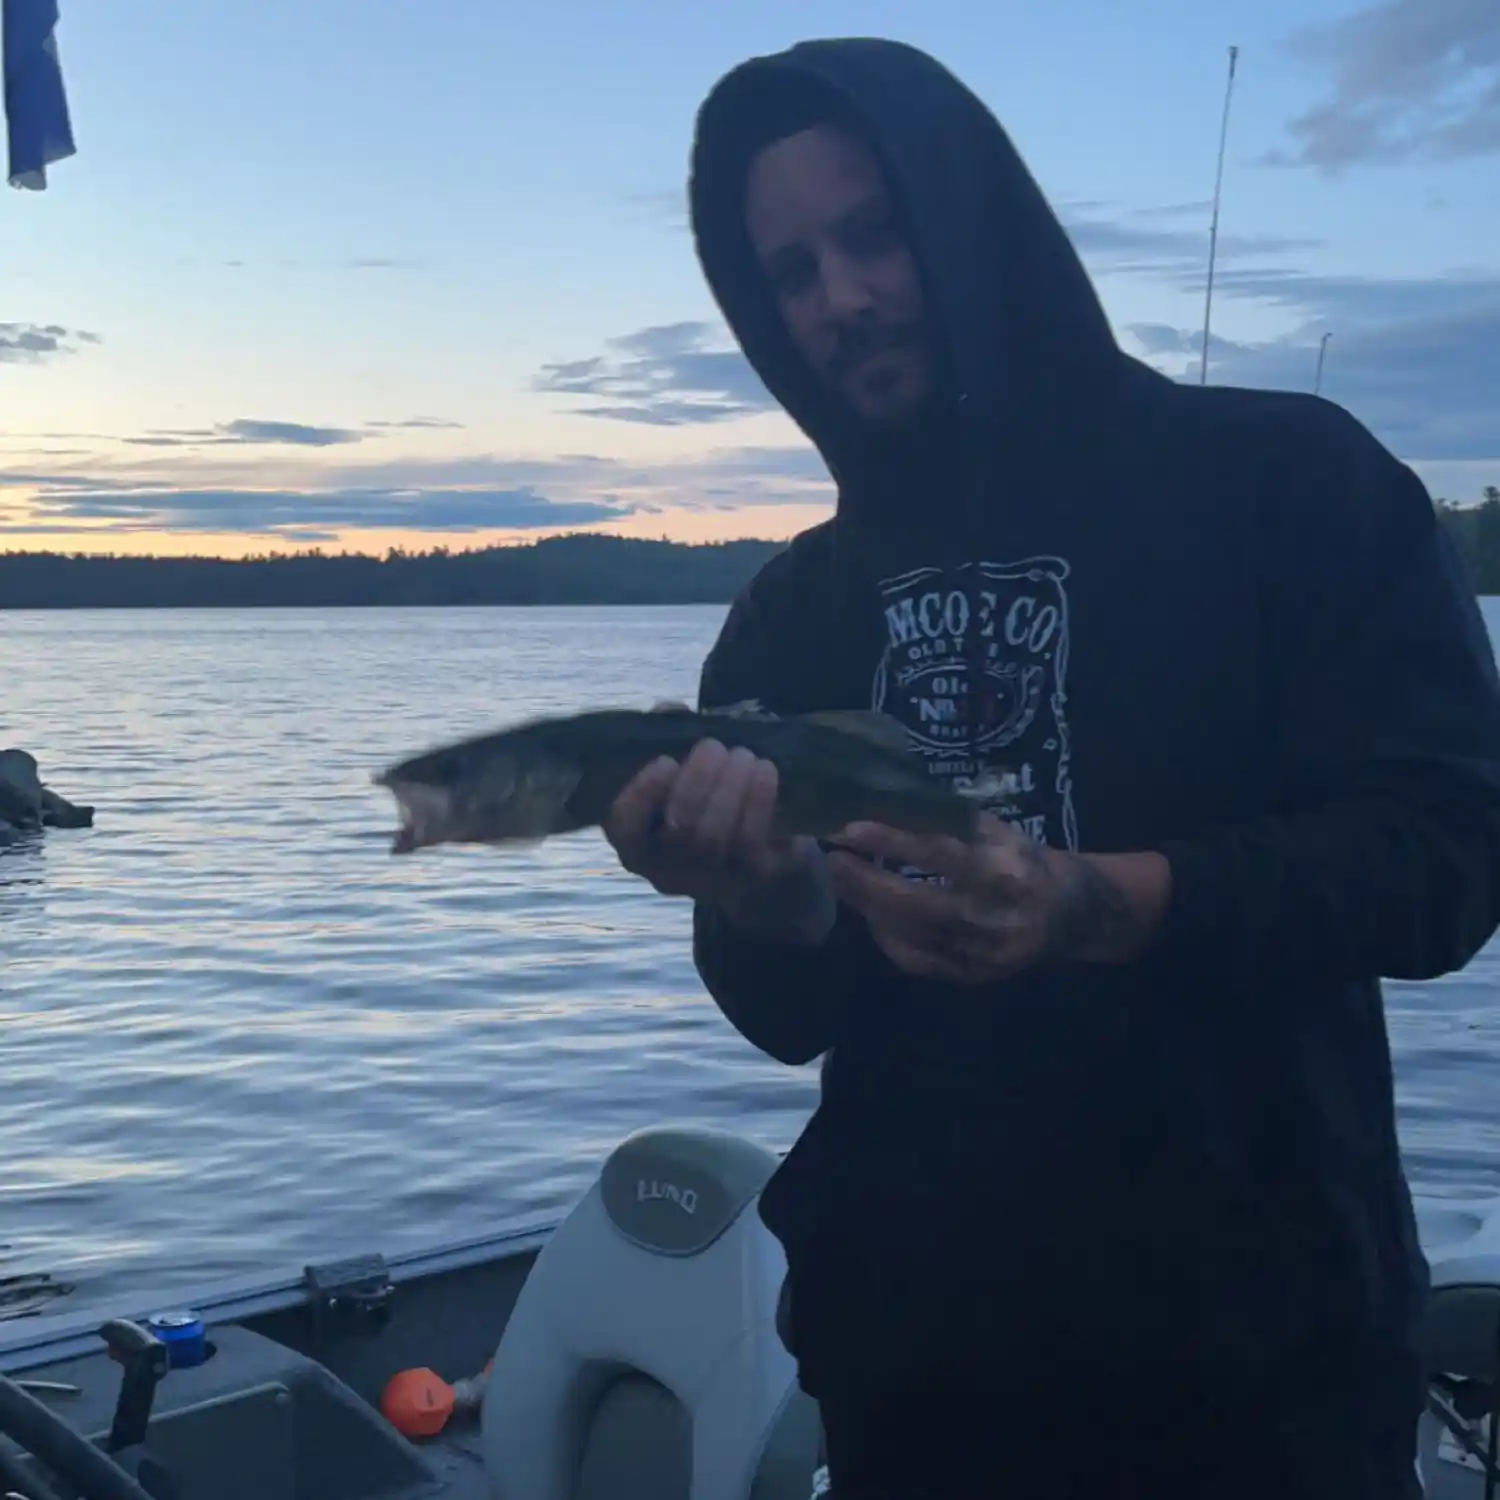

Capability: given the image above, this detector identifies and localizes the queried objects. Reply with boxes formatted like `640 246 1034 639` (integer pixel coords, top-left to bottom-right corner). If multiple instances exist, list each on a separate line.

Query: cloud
0 471 111 490
622 180 1315 281
0 323 101 363
533 321 778 425
203 255 431 272
1128 324 1243 360
1058 199 1323 280
4 485 632 540
621 187 689 232
1069 196 1499 458
531 202 1321 431
11 417 464 448
1062 187 1498 466
282 444 833 504
122 419 367 450
1127 200 1215 220
364 417 465 431
1202 265 1500 326
0 442 835 539
338 256 428 270
529 224 1495 467
1125 293 1499 461
1141 256 1500 463
1266 0 1500 169
2 445 830 502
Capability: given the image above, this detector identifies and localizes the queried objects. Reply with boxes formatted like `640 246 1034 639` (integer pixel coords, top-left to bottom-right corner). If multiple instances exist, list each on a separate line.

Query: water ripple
1 603 1496 1314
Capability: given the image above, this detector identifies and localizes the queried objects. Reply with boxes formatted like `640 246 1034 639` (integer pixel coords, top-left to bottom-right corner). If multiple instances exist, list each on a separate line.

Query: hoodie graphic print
871 555 1077 850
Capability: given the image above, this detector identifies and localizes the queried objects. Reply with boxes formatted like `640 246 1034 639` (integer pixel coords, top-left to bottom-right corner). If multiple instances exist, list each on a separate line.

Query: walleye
374 700 1006 855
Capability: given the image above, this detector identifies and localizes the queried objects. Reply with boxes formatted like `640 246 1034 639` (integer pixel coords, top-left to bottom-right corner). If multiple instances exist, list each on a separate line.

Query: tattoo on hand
724 849 833 946
1044 853 1135 963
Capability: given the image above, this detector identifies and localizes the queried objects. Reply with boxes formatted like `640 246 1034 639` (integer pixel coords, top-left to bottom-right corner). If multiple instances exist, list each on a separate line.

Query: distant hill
0 533 791 609
2 489 1496 607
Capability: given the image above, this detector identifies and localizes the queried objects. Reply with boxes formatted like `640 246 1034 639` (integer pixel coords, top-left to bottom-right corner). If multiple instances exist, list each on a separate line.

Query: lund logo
637 1179 699 1215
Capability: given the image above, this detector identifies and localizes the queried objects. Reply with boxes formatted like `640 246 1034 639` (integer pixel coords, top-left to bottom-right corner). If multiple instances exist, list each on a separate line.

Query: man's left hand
826 816 1170 984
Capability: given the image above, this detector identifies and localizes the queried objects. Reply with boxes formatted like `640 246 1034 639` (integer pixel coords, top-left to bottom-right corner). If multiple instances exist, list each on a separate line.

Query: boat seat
1415 1196 1500 1382
481 1125 822 1500
1412 1194 1500 1497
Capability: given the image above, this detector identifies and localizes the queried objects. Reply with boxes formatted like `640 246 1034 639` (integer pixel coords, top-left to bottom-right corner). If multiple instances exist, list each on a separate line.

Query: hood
688 37 1127 522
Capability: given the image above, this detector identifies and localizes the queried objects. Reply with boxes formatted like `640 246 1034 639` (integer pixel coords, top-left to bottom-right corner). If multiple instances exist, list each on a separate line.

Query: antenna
1198 45 1240 386
1313 331 1333 395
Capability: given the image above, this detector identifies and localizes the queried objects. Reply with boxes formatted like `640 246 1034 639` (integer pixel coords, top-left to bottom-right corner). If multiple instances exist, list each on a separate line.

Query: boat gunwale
0 1213 559 1373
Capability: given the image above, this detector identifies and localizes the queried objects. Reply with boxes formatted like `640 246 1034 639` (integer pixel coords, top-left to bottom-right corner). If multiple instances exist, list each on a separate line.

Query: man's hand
826 816 1171 983
603 737 836 949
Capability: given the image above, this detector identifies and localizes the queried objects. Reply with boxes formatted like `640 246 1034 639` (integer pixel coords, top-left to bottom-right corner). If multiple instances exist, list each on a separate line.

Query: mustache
825 320 922 382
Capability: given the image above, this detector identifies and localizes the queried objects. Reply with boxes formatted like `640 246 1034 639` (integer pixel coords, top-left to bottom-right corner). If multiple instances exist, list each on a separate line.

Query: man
604 37 1500 1498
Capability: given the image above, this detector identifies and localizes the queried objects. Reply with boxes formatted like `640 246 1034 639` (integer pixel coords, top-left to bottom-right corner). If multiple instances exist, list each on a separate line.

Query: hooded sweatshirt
685 38 1500 1406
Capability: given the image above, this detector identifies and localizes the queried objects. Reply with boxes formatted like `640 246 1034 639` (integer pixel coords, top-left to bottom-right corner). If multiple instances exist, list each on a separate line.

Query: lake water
3 603 1500 1317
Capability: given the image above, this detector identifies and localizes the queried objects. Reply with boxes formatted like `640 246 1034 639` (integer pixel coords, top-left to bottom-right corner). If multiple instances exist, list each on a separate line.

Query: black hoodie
686 38 1500 1404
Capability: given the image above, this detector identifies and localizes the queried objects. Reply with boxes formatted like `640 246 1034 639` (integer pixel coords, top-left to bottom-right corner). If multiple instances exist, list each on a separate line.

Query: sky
1 0 1496 558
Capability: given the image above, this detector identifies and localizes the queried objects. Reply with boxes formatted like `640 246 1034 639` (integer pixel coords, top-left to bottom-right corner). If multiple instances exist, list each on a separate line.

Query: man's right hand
603 738 836 949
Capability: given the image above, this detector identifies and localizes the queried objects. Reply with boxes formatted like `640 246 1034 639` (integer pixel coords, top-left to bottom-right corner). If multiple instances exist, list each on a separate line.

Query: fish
373 700 1007 855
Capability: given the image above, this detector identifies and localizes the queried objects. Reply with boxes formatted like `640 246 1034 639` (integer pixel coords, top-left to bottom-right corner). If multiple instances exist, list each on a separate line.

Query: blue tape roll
146 1311 208 1368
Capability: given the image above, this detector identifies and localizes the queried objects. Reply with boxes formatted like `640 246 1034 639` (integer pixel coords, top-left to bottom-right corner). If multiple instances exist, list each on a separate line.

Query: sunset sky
2 0 1496 558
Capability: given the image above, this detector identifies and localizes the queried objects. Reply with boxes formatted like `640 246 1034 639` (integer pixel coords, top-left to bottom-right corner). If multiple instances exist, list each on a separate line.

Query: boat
0 1122 1496 1499
0 8 1494 1496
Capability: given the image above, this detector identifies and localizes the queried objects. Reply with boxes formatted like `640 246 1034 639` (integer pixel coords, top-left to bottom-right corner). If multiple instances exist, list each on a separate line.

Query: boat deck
0 1185 1496 1500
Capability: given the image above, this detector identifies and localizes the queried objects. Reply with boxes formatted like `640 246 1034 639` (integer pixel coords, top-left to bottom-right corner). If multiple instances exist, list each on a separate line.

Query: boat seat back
481 1125 821 1500
1412 1195 1500 1497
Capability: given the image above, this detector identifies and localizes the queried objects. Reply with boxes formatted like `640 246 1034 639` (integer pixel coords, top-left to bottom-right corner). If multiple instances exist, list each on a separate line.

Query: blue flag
3 0 76 190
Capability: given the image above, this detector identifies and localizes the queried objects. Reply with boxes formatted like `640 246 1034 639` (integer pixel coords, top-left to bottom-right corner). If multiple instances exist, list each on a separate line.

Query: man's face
744 123 933 426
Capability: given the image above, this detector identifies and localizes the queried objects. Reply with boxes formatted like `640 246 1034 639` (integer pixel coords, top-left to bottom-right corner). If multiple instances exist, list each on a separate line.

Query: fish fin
802 710 913 754
958 768 1011 801
704 698 778 721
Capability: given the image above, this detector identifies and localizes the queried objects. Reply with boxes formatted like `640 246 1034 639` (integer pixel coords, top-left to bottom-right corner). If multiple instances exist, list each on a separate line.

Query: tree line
1436 488 1500 596
0 533 789 608
0 489 1497 608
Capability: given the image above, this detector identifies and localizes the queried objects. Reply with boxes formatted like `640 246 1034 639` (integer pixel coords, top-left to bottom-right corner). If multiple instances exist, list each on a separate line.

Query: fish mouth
374 774 454 856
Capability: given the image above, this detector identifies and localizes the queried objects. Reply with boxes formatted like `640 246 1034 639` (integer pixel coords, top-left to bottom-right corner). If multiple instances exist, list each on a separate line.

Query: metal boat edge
0 1213 560 1373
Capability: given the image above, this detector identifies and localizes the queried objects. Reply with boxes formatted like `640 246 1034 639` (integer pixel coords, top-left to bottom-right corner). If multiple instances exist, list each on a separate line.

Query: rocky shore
0 749 95 846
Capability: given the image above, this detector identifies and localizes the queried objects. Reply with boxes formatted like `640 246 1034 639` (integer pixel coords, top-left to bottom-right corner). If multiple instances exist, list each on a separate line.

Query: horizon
0 530 790 562
3 0 1497 560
